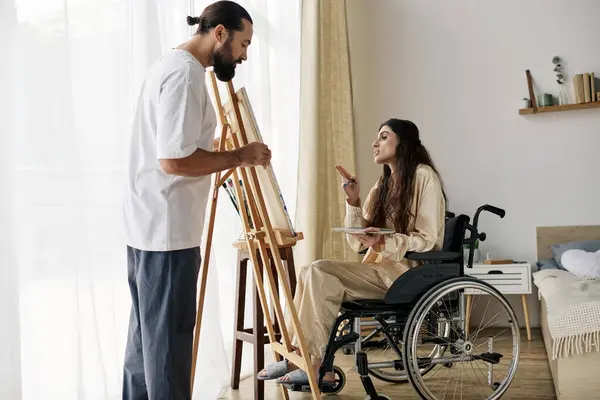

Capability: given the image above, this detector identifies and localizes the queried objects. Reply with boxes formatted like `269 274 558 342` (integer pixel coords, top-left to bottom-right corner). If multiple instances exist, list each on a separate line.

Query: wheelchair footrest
474 352 503 364
422 336 452 345
282 383 339 394
282 382 311 393
282 380 342 394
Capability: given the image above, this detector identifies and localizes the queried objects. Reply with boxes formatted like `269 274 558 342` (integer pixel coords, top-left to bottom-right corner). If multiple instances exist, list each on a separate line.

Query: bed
534 225 600 399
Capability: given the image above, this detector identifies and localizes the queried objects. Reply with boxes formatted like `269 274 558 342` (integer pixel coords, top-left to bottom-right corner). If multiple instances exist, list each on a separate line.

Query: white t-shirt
123 49 217 251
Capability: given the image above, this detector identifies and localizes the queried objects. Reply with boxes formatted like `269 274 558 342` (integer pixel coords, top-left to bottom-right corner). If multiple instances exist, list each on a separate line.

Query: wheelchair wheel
365 313 451 383
403 277 520 400
324 365 346 395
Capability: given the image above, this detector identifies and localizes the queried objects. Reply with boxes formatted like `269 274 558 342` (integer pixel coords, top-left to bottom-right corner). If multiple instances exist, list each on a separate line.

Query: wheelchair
284 205 521 399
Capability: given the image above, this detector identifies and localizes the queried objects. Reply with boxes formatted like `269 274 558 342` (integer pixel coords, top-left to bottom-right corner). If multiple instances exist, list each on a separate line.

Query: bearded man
121 2 270 399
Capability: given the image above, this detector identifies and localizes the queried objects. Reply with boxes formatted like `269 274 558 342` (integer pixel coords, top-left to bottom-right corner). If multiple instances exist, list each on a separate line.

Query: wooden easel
189 72 320 400
230 240 297 400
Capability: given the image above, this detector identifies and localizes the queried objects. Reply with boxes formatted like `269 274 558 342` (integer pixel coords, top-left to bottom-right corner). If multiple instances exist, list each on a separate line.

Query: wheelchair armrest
405 251 462 262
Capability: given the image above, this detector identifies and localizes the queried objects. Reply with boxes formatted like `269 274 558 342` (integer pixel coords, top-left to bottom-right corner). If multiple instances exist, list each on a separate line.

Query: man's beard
212 41 238 82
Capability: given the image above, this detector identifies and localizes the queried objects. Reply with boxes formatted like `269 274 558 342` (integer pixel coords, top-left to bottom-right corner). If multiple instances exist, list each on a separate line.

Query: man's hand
159 141 270 177
213 137 221 151
352 227 384 251
234 142 272 168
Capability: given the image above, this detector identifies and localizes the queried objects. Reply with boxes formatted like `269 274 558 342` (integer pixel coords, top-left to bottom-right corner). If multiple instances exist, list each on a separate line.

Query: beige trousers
284 259 408 359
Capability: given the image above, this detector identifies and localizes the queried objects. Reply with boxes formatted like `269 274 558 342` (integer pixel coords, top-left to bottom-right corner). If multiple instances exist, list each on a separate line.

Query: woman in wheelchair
258 118 447 383
259 119 521 400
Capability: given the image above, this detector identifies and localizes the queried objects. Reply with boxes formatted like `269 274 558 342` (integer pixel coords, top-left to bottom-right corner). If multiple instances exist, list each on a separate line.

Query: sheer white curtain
0 0 300 398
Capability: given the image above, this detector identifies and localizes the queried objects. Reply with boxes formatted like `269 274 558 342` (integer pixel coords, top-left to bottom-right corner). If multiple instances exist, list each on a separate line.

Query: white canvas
222 87 296 236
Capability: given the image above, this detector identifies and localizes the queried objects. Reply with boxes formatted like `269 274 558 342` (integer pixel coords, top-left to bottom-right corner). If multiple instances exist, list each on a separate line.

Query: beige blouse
344 164 446 276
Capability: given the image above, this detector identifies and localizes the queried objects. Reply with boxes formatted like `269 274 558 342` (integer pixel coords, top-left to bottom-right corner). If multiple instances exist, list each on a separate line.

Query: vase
538 93 554 106
558 85 568 105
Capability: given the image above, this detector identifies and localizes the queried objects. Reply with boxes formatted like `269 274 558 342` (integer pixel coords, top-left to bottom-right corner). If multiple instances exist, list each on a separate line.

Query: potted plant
463 239 480 263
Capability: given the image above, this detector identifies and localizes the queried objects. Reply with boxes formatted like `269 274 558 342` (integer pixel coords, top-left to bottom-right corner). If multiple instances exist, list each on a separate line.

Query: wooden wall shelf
519 101 600 115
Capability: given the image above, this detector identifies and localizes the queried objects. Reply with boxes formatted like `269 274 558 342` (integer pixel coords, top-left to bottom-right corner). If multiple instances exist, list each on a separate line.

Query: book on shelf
583 73 591 103
573 72 598 104
591 72 596 102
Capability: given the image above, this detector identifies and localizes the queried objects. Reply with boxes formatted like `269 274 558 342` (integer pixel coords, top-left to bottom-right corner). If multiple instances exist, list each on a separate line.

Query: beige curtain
295 0 361 268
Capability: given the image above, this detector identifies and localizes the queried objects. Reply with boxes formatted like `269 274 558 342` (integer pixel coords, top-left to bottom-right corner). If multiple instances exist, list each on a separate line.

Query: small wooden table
464 262 532 341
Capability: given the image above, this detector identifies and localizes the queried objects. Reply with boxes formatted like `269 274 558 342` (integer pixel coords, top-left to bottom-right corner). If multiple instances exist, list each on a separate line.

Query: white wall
346 0 600 327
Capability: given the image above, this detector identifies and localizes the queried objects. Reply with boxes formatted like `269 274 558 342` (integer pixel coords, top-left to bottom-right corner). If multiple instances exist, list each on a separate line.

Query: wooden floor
223 328 556 399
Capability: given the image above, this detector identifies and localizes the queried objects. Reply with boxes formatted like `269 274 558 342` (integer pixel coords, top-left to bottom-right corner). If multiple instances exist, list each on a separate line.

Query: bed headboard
536 225 600 259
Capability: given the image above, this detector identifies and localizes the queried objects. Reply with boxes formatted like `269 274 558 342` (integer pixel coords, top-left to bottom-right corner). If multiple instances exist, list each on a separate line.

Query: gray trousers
122 246 201 400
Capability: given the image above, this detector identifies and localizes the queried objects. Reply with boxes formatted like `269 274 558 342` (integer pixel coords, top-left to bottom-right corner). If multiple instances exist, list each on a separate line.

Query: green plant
553 56 564 85
463 239 479 249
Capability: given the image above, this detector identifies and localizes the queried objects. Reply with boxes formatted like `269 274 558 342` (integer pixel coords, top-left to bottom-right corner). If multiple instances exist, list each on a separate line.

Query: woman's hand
353 227 384 250
335 165 360 206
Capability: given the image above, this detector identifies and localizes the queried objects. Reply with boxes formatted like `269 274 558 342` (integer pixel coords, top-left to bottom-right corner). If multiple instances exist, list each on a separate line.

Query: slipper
276 369 309 385
256 360 289 381
276 369 337 387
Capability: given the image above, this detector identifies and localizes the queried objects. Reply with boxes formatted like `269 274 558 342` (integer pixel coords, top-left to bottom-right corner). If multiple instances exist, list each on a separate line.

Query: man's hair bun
186 16 201 26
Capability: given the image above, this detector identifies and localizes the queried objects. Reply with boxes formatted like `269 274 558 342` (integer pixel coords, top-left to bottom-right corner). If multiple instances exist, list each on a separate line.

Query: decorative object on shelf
521 98 530 108
553 56 568 105
538 93 554 106
525 69 537 111
520 69 600 115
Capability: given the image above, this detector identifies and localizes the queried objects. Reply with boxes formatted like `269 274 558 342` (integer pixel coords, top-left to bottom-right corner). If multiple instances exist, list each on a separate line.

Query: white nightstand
463 262 532 341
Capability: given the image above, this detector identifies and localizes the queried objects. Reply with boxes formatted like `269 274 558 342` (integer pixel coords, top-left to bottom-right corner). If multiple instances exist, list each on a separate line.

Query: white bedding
561 249 600 277
533 268 600 360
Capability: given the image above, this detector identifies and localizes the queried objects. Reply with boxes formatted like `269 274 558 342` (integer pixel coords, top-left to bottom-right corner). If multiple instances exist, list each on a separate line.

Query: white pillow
561 248 600 278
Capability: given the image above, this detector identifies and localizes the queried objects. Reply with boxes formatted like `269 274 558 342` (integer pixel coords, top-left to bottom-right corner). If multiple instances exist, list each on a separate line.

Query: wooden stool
230 241 297 400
